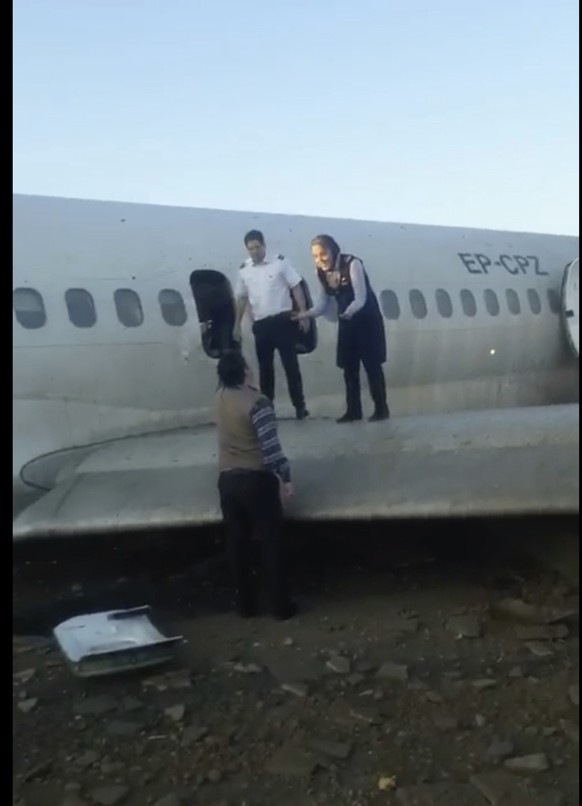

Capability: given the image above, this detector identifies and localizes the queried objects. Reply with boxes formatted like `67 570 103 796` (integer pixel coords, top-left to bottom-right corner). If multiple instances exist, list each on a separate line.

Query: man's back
215 385 264 474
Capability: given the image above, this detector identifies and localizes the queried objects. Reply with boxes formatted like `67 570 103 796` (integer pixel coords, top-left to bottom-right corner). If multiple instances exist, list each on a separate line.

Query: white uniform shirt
236 253 302 322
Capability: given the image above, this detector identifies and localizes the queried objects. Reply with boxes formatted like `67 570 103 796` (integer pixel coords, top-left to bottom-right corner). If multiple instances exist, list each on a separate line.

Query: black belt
256 311 292 323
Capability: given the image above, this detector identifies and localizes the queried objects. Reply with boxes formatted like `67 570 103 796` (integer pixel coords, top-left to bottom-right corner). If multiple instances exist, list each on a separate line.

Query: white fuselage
13 194 579 502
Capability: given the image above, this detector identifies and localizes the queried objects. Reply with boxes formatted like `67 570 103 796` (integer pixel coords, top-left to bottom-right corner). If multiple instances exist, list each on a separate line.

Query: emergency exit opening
190 270 318 359
189 270 237 359
561 258 579 358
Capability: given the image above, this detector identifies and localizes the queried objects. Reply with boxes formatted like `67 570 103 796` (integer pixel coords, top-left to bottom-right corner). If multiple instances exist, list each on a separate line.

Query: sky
13 0 580 234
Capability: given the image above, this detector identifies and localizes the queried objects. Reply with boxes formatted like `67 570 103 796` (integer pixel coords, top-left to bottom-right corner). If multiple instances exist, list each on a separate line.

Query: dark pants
343 356 389 418
253 314 305 411
218 470 292 617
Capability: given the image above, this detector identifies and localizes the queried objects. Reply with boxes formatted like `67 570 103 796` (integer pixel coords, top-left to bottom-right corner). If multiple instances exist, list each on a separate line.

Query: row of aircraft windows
13 288 187 330
381 287 561 320
13 285 561 331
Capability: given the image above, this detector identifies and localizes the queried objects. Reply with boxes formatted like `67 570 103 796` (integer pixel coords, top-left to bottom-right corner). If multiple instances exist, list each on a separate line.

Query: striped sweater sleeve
250 399 291 483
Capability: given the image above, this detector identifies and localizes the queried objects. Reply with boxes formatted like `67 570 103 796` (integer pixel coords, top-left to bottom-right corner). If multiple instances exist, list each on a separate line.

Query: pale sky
13 0 579 234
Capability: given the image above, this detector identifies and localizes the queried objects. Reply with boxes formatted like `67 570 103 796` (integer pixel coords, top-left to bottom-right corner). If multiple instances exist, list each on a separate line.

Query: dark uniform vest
317 253 377 317
215 386 265 473
317 254 387 370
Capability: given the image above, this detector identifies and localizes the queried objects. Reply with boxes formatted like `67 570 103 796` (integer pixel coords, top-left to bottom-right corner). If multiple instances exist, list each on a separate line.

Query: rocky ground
13 518 580 806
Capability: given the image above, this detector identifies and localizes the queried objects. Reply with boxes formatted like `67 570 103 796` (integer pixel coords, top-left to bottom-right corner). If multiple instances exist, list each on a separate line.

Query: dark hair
244 229 265 246
310 234 341 262
217 351 248 388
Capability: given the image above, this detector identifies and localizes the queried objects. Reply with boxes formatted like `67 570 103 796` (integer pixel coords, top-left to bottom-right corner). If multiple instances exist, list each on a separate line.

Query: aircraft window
484 289 500 316
380 290 400 320
506 289 521 315
436 289 453 318
460 289 477 317
409 289 427 319
547 288 561 314
114 289 143 327
527 288 542 314
13 288 46 329
159 289 187 326
65 288 97 328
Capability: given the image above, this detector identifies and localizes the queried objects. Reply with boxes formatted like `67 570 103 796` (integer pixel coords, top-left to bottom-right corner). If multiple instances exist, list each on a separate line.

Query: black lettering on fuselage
513 255 529 274
528 255 549 276
458 253 482 274
460 252 546 276
474 254 491 274
499 255 519 275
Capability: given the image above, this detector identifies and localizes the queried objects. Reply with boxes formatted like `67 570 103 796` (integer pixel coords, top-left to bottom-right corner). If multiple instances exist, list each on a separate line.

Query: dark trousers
253 314 305 411
218 470 291 616
343 357 389 418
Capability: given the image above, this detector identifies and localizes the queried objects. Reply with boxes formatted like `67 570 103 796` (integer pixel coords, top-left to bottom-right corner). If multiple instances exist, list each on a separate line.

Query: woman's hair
310 234 341 263
217 350 248 388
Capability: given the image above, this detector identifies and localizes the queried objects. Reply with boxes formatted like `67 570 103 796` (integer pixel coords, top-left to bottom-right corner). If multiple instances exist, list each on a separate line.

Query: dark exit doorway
189 270 317 359
189 270 237 359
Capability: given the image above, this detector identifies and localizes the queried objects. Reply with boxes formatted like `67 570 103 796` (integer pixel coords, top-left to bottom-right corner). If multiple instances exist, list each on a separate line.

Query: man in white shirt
234 230 309 419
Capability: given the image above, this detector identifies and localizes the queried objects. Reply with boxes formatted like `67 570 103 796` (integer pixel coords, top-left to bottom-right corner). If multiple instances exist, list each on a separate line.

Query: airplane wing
13 404 579 541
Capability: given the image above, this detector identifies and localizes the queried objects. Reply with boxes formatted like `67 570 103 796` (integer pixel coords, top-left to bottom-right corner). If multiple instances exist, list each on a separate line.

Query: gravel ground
13 518 579 806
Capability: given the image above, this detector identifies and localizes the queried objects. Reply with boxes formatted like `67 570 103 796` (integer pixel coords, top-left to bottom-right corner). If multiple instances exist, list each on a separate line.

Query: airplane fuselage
13 194 579 507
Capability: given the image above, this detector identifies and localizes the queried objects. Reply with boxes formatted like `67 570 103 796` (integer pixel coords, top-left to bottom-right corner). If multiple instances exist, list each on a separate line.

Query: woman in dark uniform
294 234 389 423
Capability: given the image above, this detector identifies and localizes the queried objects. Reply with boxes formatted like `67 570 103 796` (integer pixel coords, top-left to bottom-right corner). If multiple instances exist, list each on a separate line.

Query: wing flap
13 404 579 540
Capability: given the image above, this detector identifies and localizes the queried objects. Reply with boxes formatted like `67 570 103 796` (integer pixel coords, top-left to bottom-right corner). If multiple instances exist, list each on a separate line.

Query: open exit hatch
189 270 317 359
561 258 579 358
189 270 237 359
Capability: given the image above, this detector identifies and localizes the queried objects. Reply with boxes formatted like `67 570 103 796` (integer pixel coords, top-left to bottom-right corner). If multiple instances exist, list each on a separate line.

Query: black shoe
296 407 309 420
368 409 390 422
272 601 299 621
336 412 363 424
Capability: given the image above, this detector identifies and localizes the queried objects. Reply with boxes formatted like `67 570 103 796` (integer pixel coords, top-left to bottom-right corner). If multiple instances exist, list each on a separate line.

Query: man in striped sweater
215 351 297 620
